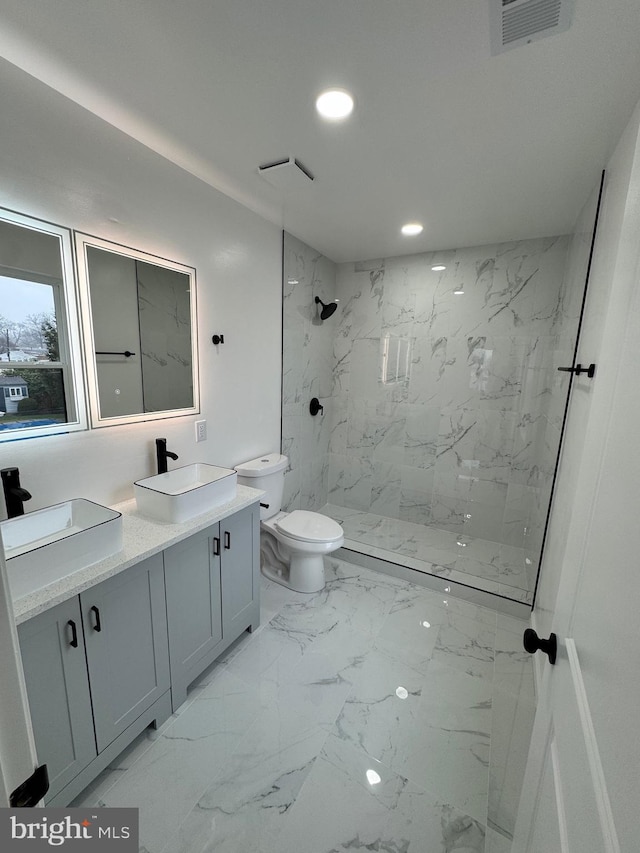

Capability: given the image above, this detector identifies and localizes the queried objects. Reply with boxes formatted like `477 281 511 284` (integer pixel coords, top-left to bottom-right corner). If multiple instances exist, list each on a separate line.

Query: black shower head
315 296 338 321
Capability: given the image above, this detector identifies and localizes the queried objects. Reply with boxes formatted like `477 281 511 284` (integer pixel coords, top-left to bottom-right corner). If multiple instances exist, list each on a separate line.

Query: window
0 209 87 441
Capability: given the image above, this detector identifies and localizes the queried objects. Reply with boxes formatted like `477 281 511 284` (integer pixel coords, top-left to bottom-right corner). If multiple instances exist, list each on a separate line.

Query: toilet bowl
260 509 344 593
234 454 344 593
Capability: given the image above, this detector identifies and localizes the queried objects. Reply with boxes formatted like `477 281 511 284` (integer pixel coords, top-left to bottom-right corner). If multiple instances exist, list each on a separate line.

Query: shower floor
321 504 535 605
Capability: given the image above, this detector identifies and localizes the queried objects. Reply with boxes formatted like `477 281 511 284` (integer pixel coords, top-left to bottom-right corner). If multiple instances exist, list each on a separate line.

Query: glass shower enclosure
281 182 601 607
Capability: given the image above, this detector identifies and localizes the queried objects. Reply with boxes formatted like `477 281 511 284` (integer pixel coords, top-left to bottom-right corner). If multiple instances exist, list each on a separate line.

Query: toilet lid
275 510 343 544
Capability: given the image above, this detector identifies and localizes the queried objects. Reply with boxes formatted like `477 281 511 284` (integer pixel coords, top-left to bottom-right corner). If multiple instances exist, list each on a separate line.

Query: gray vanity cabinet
81 552 170 752
17 501 258 804
164 503 259 709
18 597 97 803
18 552 170 804
220 505 259 640
164 525 223 707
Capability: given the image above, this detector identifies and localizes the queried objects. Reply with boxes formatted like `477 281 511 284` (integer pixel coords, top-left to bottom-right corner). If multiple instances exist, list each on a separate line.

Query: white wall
535 96 640 638
0 59 282 514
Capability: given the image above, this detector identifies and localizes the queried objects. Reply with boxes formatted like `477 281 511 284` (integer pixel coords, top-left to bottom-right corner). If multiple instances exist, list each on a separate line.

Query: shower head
315 296 338 321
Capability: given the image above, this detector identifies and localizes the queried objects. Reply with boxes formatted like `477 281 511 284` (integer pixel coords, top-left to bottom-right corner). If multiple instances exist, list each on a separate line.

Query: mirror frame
74 232 200 428
0 208 88 442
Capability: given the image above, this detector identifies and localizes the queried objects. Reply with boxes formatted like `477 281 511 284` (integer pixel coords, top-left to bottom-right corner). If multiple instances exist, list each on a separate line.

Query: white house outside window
0 210 87 440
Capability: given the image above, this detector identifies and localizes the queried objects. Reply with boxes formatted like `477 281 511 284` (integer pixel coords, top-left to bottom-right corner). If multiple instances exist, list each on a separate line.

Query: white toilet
235 453 344 593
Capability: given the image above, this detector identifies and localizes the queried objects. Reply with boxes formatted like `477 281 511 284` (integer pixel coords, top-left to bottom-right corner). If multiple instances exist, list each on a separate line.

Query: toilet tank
234 453 288 520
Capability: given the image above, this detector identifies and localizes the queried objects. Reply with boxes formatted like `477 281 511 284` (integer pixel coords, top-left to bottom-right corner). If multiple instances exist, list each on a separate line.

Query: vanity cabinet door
18 597 97 803
81 552 170 753
164 524 223 709
220 504 259 641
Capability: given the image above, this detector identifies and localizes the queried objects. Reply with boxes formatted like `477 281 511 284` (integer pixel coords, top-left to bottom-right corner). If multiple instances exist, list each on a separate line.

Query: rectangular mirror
75 233 199 428
0 208 87 441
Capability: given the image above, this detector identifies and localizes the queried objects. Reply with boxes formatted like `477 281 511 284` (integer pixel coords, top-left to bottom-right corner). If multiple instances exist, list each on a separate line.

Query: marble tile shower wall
282 233 337 512
329 236 575 562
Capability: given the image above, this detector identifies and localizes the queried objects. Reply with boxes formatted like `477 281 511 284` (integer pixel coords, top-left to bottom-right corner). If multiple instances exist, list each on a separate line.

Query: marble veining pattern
324 236 581 601
322 503 533 602
72 561 535 851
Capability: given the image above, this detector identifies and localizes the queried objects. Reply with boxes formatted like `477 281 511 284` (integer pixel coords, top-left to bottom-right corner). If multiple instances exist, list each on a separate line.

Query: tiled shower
282 227 588 606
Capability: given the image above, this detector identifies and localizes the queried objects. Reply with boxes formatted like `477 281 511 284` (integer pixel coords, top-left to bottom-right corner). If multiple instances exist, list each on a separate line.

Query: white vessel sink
134 463 237 524
0 499 123 600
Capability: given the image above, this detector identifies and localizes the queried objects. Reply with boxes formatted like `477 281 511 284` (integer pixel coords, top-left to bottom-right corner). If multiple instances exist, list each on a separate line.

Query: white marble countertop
12 485 264 625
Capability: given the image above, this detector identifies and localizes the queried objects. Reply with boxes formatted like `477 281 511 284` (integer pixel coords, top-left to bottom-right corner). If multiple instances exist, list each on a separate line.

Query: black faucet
1 467 32 519
155 438 179 475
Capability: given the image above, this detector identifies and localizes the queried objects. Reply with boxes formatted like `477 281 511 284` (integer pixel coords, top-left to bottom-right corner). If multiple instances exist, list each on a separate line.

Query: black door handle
67 620 78 648
523 628 557 664
213 536 220 556
557 363 596 378
224 530 231 550
90 605 102 633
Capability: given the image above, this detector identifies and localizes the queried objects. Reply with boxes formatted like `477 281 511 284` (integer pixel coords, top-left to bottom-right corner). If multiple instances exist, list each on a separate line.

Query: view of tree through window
0 276 68 431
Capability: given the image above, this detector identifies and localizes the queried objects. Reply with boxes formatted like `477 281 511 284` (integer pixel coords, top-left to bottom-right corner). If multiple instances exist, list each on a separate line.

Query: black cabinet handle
523 628 557 665
260 502 270 509
213 536 220 556
67 620 78 648
224 530 231 550
90 605 102 633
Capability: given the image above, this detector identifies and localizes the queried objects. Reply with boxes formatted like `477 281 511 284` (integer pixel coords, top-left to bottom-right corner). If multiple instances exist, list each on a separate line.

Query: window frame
0 208 87 442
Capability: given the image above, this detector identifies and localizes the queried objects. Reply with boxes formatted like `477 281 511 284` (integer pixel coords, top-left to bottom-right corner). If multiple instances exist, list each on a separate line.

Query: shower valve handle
309 398 324 416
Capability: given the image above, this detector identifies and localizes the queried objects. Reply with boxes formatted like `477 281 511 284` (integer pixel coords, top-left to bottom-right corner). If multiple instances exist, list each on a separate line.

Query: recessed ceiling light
432 264 446 271
401 223 423 236
315 89 354 120
454 289 465 295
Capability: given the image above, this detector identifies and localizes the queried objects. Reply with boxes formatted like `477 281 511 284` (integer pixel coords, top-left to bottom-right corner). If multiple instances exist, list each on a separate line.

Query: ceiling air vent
489 0 574 55
258 156 314 191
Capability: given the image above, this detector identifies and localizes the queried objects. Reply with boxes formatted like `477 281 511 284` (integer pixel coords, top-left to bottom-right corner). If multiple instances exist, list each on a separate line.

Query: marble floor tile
274 733 487 853
432 610 497 681
399 662 493 824
333 647 427 766
488 685 536 838
373 595 442 673
69 564 537 853
164 724 328 853
333 645 492 824
322 502 532 603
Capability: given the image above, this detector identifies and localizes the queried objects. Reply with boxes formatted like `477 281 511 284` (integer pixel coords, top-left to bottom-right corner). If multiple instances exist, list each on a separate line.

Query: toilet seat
274 510 343 544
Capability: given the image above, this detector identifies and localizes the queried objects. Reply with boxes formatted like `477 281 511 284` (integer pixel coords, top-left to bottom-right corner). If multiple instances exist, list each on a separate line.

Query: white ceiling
1 0 639 262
